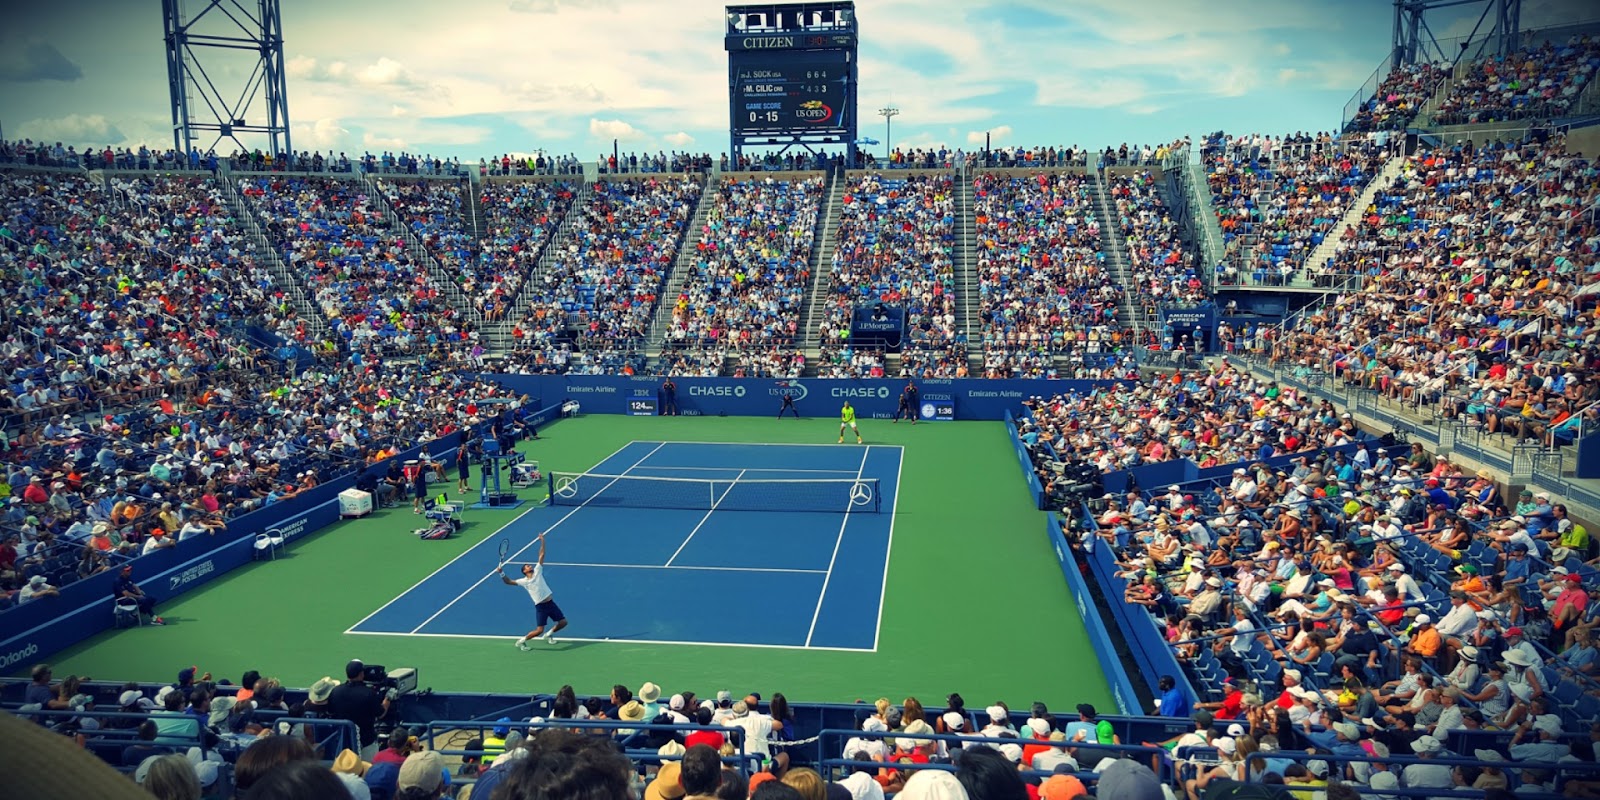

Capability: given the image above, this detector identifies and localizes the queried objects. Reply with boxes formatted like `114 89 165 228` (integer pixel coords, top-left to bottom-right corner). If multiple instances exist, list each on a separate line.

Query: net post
874 479 881 513
547 471 554 504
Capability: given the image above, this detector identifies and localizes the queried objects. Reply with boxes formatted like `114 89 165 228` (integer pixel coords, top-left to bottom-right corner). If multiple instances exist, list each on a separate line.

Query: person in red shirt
1553 575 1590 633
684 706 724 751
21 477 48 505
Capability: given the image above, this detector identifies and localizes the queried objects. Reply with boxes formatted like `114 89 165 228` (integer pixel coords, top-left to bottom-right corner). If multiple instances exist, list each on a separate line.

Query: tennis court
347 441 903 651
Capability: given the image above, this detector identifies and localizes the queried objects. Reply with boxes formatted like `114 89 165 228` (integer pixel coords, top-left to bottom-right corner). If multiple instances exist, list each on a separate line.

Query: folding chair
253 531 283 561
114 597 142 628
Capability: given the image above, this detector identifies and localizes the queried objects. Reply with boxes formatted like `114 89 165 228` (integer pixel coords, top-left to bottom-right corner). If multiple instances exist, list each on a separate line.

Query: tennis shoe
516 639 530 651
837 437 843 444
543 629 556 644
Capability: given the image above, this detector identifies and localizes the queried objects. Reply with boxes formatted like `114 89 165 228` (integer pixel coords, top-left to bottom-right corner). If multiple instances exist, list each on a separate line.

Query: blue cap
493 716 511 736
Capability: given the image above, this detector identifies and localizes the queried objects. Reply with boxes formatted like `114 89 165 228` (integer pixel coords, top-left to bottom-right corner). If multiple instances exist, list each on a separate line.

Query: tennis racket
497 538 510 569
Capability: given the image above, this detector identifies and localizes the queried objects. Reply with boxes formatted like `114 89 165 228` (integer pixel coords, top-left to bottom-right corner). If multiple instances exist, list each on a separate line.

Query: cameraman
327 659 392 759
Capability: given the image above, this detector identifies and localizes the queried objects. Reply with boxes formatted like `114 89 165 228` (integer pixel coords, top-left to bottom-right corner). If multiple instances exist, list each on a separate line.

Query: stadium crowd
821 174 961 377
664 176 822 364
1205 132 1396 287
239 176 476 355
1430 35 1600 126
15 660 1257 800
501 177 702 375
973 171 1124 378
1271 134 1600 451
473 180 578 320
1342 63 1449 133
1108 171 1205 313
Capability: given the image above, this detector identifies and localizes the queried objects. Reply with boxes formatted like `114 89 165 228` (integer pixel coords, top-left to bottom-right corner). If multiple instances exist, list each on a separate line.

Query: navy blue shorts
535 599 565 627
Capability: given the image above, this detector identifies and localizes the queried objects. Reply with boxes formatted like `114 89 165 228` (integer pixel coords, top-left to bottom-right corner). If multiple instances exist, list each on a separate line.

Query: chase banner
482 375 1122 421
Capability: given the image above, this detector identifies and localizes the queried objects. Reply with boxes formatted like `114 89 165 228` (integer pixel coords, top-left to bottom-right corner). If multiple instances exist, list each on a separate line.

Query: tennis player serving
500 534 568 650
838 400 862 444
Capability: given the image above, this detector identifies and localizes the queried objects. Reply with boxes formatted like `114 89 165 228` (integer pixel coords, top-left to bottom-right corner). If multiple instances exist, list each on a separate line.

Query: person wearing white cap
979 704 1013 739
1508 696 1572 763
1402 735 1452 788
1382 562 1421 603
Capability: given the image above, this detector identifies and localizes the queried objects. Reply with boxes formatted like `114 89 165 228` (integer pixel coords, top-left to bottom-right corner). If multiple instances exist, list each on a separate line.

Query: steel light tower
164 0 292 161
878 106 898 161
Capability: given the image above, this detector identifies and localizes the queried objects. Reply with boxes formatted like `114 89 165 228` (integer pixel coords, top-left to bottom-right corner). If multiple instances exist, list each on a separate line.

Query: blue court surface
347 441 902 651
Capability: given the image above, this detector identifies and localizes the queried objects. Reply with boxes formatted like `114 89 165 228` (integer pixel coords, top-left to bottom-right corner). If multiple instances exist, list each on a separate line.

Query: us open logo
770 380 808 402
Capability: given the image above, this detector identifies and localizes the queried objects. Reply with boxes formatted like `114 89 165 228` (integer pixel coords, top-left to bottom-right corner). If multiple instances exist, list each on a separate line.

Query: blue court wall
1079 515 1198 712
0 402 567 671
1003 411 1046 509
1047 514 1140 715
480 375 1123 421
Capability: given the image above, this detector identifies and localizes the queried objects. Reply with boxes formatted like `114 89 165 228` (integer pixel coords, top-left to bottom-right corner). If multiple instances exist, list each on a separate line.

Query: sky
0 0 1593 161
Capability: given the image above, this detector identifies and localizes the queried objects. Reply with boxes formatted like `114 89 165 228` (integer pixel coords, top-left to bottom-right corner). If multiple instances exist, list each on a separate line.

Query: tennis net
546 472 882 513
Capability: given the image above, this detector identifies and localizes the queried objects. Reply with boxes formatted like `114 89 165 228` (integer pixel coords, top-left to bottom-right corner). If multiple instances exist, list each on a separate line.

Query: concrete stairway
798 171 845 360
643 177 721 360
800 175 851 360
1300 154 1406 279
483 180 595 353
955 172 984 376
215 177 331 339
1087 172 1148 340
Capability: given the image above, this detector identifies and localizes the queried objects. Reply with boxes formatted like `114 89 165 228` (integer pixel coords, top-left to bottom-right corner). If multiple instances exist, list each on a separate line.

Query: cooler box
339 489 373 518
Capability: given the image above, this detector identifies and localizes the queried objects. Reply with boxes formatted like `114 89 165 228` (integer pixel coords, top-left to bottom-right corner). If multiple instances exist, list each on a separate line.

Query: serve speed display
628 398 657 416
731 51 849 133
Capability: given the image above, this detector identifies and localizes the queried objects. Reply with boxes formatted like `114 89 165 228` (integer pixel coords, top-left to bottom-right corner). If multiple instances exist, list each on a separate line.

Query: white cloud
287 55 419 89
390 105 409 117
356 57 421 88
363 131 408 150
294 118 350 151
18 113 123 144
663 131 695 147
967 125 1012 145
589 118 646 143
508 0 617 13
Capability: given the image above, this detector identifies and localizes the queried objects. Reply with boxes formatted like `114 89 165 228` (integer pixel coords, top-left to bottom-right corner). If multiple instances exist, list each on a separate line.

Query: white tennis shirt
517 567 553 604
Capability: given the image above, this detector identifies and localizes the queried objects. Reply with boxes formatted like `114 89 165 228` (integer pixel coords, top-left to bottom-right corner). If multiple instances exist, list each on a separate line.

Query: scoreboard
731 51 850 134
725 2 857 162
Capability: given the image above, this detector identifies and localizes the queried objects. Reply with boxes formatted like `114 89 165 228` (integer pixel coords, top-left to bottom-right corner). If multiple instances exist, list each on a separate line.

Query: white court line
632 466 860 474
871 447 904 652
344 629 873 653
403 442 665 636
804 446 871 647
657 440 905 450
542 561 825 574
664 469 745 566
343 438 642 634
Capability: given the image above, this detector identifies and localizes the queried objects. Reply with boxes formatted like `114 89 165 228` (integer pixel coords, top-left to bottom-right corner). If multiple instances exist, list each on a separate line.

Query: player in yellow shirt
839 401 862 444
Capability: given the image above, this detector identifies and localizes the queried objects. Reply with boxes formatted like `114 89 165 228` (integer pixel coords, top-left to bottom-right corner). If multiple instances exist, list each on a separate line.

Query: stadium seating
238 176 473 355
822 173 960 377
1431 35 1600 126
1108 171 1205 312
1344 62 1449 132
973 171 1124 378
665 176 822 359
1205 132 1396 287
504 176 702 375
